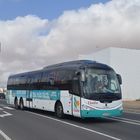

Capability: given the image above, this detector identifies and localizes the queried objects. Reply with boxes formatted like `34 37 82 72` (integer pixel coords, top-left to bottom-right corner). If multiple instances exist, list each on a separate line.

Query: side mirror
81 71 86 82
75 71 86 82
70 77 80 95
117 74 122 85
75 71 85 82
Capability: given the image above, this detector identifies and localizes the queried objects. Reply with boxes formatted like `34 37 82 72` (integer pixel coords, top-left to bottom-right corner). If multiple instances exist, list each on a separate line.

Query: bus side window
71 77 80 96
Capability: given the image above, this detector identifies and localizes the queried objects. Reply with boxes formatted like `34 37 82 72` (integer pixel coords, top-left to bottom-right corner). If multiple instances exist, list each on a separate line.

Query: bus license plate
103 113 110 116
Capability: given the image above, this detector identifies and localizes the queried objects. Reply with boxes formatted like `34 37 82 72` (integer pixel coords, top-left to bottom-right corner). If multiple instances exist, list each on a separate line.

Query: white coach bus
7 60 123 118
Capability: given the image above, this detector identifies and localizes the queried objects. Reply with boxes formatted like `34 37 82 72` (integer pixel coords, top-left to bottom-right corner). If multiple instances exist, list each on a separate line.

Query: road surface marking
112 116 140 123
0 129 12 140
3 107 15 110
124 108 140 112
0 111 12 118
124 111 140 115
105 117 140 126
26 111 121 140
0 108 3 110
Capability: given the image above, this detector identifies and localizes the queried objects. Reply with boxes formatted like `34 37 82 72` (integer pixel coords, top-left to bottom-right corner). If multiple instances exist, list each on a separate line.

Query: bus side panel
60 91 72 115
7 90 27 107
25 90 33 108
13 90 26 108
32 99 56 111
6 90 15 105
32 90 60 111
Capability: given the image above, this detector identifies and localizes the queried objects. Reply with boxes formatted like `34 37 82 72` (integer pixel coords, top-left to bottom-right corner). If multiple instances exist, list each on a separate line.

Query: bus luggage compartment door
26 90 33 108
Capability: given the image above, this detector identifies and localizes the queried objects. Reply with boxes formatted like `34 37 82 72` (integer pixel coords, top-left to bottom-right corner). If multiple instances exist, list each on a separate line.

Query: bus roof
43 60 112 71
9 60 113 79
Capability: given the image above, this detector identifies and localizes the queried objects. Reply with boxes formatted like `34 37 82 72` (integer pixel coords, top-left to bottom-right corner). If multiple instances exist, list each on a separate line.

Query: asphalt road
0 99 140 140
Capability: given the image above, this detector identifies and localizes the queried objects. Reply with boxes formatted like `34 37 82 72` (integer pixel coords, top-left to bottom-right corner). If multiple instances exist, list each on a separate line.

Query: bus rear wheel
55 102 64 118
19 99 24 110
14 98 19 109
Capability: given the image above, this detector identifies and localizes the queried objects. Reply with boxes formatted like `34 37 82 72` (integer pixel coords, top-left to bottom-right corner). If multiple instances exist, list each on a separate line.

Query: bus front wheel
55 102 64 118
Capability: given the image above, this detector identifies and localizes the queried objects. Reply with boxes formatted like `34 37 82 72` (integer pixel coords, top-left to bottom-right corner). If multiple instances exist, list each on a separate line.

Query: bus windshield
82 68 121 98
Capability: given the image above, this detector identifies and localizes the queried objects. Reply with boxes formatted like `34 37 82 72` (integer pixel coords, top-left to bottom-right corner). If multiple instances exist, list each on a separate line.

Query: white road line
105 117 140 126
124 108 140 112
0 111 12 118
0 129 12 140
112 116 140 123
26 111 121 140
124 111 140 115
0 108 3 110
3 107 15 110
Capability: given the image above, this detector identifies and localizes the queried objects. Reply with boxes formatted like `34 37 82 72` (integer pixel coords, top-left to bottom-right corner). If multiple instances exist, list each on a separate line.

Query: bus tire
14 98 19 109
19 98 24 110
55 102 64 118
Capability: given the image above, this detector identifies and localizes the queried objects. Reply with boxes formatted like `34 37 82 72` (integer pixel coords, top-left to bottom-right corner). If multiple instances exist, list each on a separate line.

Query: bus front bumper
81 108 123 118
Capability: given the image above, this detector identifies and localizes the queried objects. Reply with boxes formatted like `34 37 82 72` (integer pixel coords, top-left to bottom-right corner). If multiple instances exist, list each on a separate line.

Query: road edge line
0 129 12 140
124 111 140 115
26 111 121 140
105 117 140 126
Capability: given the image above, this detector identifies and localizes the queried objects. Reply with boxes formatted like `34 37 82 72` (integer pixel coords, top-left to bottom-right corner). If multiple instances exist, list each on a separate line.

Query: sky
0 0 109 20
0 0 140 87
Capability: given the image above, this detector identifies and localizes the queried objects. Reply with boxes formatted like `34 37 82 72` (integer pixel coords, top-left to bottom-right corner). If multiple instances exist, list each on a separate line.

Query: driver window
72 77 80 96
110 80 117 90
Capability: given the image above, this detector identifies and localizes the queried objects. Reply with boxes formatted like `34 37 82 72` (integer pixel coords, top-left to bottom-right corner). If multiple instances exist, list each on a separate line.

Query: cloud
0 0 140 87
0 15 48 86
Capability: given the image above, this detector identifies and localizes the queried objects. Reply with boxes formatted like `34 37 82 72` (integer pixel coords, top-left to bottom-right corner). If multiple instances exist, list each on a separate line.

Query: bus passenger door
72 77 81 117
26 90 33 108
72 95 81 117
